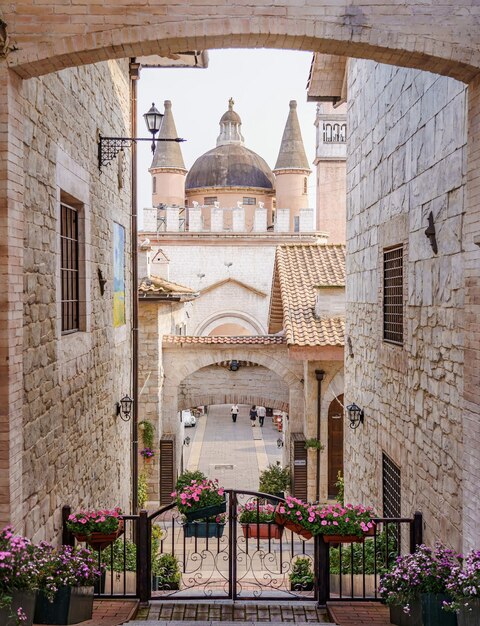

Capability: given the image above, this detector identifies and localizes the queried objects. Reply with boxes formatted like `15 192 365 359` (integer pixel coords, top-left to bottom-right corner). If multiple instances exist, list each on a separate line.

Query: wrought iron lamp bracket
98 135 186 170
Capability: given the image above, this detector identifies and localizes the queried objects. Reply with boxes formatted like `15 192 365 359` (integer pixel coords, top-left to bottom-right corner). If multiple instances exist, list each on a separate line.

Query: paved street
183 405 282 490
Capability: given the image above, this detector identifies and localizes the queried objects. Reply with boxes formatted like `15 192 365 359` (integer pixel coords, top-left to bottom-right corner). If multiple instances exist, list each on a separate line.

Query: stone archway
5 9 480 81
195 311 266 336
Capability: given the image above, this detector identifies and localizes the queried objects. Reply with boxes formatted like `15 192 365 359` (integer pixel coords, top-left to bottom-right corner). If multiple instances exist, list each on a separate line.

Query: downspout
315 369 325 502
130 59 140 513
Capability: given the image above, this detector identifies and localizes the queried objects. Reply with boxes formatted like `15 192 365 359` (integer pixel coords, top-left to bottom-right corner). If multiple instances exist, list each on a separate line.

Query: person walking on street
249 405 257 427
231 403 239 423
257 405 266 427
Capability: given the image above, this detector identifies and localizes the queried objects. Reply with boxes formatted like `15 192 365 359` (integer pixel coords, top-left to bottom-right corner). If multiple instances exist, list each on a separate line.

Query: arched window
152 176 156 193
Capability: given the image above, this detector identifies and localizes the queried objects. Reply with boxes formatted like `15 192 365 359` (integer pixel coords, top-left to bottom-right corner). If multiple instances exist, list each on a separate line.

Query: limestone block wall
159 244 276 335
21 60 132 542
178 365 290 411
345 59 467 549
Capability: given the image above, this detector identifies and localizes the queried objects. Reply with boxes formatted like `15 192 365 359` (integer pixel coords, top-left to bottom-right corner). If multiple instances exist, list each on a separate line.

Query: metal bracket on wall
424 211 438 254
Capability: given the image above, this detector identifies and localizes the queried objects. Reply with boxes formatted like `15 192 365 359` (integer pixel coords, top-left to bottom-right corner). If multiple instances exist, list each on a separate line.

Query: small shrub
152 553 181 587
259 464 290 495
175 470 207 492
290 557 314 588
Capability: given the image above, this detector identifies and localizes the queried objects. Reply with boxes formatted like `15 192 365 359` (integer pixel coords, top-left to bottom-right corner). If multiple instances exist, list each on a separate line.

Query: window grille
242 197 256 205
382 453 401 518
323 122 347 143
61 202 79 334
204 196 217 206
383 246 404 344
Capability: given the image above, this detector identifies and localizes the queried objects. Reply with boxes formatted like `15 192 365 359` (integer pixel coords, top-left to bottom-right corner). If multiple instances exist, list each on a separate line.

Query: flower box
0 590 36 626
241 522 284 540
458 599 480 626
34 586 94 625
275 513 313 540
74 520 124 550
323 533 366 543
389 594 458 626
390 599 423 626
183 501 226 522
184 522 225 538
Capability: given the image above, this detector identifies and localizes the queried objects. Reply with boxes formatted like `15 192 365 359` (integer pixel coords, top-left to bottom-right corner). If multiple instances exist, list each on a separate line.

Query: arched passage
6 11 480 82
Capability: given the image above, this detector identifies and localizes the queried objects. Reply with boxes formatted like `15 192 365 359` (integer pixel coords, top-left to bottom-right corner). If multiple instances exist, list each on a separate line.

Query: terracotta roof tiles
163 335 286 345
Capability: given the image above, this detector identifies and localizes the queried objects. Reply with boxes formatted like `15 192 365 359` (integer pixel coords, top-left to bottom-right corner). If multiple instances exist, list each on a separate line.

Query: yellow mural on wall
113 222 126 327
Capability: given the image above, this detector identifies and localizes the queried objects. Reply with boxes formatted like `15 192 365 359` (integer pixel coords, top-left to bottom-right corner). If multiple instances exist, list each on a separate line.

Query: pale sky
136 49 317 223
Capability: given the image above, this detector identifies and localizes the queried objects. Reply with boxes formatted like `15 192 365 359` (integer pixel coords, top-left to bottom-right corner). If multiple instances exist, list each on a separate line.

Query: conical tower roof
150 100 187 171
274 100 311 172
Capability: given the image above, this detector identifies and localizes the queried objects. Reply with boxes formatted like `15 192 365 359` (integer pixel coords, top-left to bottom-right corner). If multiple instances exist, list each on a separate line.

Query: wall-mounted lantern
116 395 134 421
346 403 364 429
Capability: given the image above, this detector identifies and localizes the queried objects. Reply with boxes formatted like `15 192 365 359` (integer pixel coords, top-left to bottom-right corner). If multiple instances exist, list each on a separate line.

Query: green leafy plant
101 539 137 572
175 470 207 493
335 471 345 505
138 471 148 509
138 420 155 449
152 554 181 587
330 529 398 575
259 464 290 495
304 438 324 451
289 557 314 588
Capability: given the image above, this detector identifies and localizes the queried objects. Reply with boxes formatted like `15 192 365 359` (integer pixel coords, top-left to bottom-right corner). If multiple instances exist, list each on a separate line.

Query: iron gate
148 490 317 601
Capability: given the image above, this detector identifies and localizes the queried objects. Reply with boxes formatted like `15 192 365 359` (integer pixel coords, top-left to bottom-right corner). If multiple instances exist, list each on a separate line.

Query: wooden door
328 395 344 499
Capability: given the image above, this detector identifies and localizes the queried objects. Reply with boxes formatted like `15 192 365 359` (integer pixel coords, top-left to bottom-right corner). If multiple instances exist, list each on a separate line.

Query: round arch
195 311 266 336
7 14 480 82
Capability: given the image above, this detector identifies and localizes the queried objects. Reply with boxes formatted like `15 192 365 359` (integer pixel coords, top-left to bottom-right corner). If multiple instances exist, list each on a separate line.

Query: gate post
137 510 151 602
62 505 74 547
317 535 330 608
409 511 423 552
228 490 237 600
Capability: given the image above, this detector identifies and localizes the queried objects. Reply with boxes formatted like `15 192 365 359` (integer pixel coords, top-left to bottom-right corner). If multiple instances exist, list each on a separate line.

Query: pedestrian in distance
249 405 257 427
231 403 239 423
257 405 266 427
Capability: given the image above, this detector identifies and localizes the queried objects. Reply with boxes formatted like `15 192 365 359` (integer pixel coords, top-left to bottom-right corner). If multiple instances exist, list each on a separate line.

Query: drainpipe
130 58 140 513
315 369 325 502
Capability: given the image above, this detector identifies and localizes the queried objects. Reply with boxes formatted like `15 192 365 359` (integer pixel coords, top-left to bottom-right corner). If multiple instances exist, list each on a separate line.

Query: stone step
123 622 332 626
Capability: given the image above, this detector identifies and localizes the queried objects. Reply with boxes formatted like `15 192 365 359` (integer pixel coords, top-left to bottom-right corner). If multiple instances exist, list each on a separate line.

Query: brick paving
326 602 392 625
34 599 138 626
130 602 330 623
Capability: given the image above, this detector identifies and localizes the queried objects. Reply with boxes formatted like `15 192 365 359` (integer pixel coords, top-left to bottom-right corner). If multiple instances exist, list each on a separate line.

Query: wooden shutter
159 435 176 505
291 433 307 501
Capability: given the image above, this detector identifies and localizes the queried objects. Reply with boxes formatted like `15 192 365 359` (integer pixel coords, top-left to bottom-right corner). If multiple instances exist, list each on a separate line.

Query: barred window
242 197 256 205
382 453 401 518
204 196 217 206
61 202 79 334
383 246 404 344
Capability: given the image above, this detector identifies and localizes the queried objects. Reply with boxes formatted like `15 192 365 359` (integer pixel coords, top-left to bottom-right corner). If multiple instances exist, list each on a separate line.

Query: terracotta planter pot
322 534 365 543
275 513 313 540
73 520 124 550
241 522 284 540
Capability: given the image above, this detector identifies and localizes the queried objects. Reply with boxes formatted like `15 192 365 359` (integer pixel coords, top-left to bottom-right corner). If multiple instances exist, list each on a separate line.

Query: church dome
185 144 274 190
185 98 274 191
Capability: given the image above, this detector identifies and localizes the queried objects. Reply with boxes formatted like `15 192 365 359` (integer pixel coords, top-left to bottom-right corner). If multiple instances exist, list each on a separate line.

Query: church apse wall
345 59 467 550
21 60 133 542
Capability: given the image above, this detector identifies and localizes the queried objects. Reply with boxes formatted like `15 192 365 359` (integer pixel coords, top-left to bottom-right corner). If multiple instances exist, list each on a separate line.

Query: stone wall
345 60 467 550
21 60 132 542
178 365 290 411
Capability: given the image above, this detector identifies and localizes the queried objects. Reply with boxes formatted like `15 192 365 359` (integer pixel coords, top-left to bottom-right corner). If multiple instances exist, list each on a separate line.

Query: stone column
254 207 267 232
211 207 224 231
463 75 480 551
188 206 203 232
165 206 179 231
142 207 157 232
0 65 25 530
274 208 290 233
299 207 314 232
232 206 245 231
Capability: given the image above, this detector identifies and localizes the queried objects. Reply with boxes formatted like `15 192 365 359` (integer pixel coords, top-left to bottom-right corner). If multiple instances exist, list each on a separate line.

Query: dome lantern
216 98 245 147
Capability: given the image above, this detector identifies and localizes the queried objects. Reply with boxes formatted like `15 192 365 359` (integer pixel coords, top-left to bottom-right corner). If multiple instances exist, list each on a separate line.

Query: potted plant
152 554 181 591
173 478 226 522
275 499 375 542
289 557 314 591
238 501 283 540
0 526 39 626
66 508 124 550
34 545 103 625
140 447 154 462
379 543 459 626
259 464 290 498
445 550 480 626
304 438 324 451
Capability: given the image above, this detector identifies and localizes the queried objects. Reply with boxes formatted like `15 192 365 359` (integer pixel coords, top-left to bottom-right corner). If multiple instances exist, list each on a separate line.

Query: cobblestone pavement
34 599 138 626
129 602 330 623
184 404 282 490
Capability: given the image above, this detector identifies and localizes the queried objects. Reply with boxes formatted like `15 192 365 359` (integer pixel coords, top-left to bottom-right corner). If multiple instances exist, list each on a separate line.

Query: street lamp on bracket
98 102 186 170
